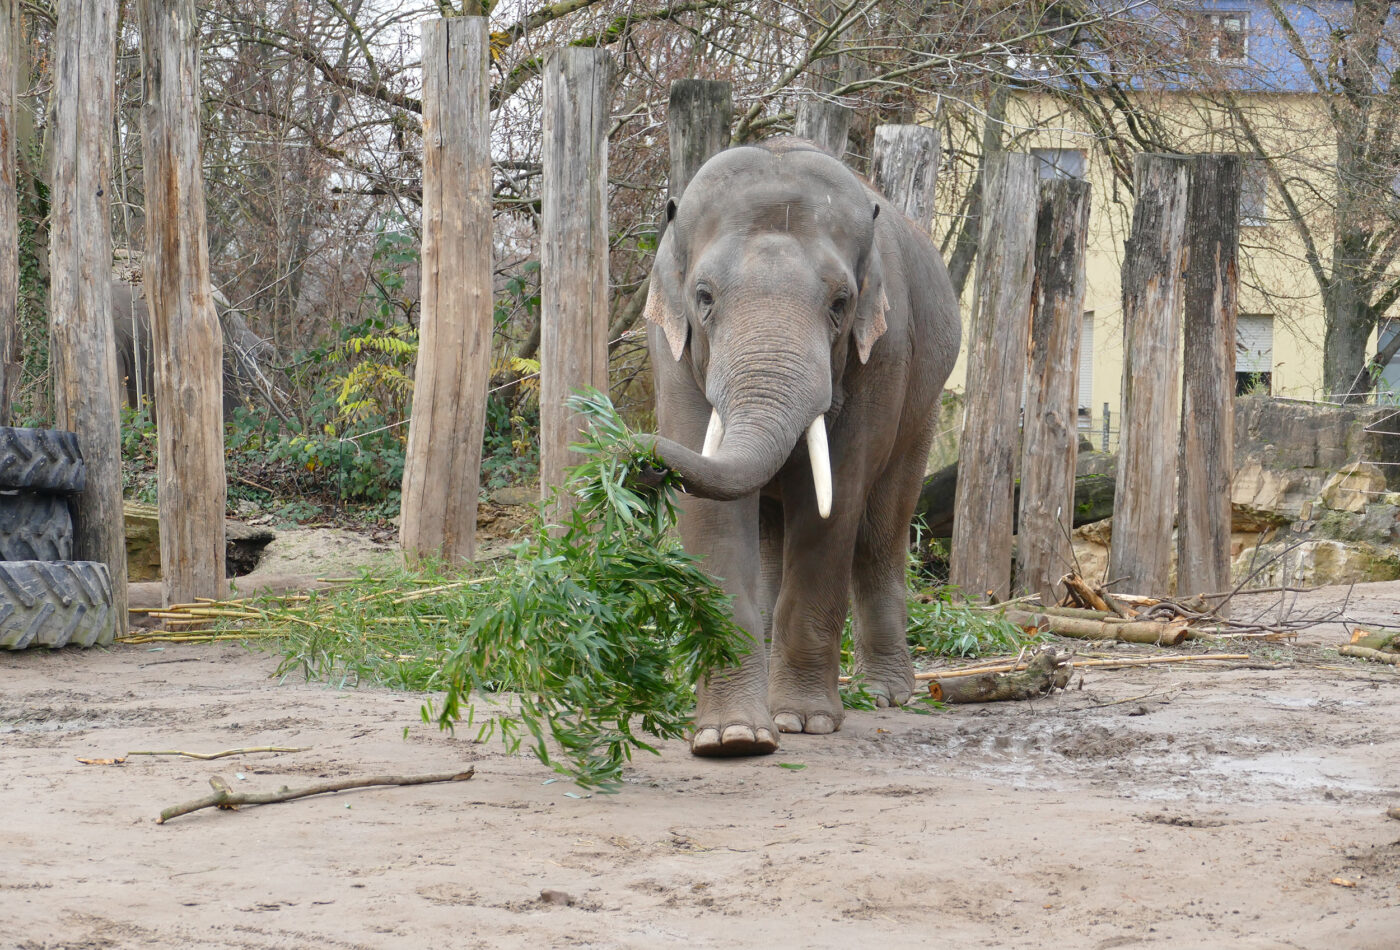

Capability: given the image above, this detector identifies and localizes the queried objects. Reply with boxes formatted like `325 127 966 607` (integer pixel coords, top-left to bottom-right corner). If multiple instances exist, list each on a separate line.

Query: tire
0 427 87 494
0 492 73 561
0 561 116 649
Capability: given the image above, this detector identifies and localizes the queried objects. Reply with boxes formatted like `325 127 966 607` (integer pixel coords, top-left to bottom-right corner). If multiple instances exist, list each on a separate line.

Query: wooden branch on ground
927 649 1071 703
1061 572 1111 612
1010 610 1189 646
157 769 475 823
78 746 307 766
1338 645 1400 666
908 652 1253 682
1349 629 1398 652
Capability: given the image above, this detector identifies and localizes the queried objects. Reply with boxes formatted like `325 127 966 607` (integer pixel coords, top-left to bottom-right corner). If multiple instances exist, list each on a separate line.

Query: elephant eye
695 288 714 312
829 293 850 323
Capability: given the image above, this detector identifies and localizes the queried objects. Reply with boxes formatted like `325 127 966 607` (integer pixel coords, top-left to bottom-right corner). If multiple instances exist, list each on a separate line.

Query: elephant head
644 141 890 514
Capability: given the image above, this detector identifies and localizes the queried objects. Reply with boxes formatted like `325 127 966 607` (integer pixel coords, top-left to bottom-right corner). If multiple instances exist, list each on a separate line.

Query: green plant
265 390 745 791
907 589 1036 657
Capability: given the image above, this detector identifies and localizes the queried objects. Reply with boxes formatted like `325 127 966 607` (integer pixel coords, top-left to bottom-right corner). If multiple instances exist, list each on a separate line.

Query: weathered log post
138 0 227 604
399 17 492 566
1017 177 1092 604
795 0 851 159
49 0 127 629
1110 154 1189 594
1177 155 1241 600
0 0 18 423
539 47 611 515
667 79 731 203
871 124 940 230
950 152 1039 601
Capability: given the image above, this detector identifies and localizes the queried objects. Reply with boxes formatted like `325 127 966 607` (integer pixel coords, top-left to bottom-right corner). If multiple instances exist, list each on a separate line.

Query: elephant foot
691 722 779 757
854 652 916 708
769 671 844 735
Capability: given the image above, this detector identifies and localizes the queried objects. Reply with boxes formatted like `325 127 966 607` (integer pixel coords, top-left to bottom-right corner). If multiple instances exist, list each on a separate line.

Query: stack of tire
0 427 117 649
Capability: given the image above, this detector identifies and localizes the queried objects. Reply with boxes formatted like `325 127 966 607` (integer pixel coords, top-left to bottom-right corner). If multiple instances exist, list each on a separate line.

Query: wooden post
950 152 1038 601
137 0 227 604
50 0 127 628
795 0 850 159
1110 154 1189 594
399 17 492 566
0 0 18 424
1017 178 1092 604
870 124 941 230
1177 155 1241 599
667 79 731 203
539 47 610 513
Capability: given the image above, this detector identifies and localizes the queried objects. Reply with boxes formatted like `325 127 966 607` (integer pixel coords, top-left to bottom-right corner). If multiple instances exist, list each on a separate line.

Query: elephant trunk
650 394 833 515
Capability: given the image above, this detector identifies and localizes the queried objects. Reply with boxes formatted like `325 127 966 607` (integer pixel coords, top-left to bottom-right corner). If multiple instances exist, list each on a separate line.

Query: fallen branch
1061 572 1110 612
927 649 1071 703
156 769 475 824
910 652 1254 682
1010 610 1189 646
1338 645 1400 666
78 746 307 766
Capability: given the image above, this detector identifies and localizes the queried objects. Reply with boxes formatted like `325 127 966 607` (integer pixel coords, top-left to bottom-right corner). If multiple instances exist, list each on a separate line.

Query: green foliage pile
264 390 745 791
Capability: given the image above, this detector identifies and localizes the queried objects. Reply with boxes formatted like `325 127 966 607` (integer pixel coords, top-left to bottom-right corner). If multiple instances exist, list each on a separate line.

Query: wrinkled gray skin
643 139 960 756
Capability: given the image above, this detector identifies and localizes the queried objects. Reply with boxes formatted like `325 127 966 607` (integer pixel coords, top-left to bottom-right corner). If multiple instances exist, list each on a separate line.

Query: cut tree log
1348 629 1397 652
1062 572 1110 611
928 649 1071 703
1010 610 1189 646
1338 645 1400 666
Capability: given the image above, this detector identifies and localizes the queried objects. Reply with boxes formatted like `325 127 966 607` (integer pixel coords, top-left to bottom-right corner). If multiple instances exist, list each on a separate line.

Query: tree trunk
1177 155 1240 601
1110 154 1188 595
0 0 18 424
947 86 1007 296
1017 177 1091 604
399 17 493 566
539 48 611 516
138 0 228 604
871 124 940 231
950 152 1038 601
49 0 127 632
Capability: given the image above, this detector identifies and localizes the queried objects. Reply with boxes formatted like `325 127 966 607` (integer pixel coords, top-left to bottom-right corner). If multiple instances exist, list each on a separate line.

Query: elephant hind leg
850 454 927 708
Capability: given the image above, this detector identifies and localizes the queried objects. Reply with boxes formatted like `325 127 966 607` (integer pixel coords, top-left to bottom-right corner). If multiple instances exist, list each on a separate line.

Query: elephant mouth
701 408 832 519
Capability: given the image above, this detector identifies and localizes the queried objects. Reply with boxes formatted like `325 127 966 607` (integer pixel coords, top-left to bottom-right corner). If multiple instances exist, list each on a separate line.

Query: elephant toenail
874 694 890 708
805 714 836 735
692 727 721 753
754 727 775 746
773 712 803 733
720 724 757 746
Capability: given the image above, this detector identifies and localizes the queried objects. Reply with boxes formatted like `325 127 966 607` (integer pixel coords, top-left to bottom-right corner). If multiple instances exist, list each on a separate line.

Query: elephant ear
854 240 889 365
643 213 689 362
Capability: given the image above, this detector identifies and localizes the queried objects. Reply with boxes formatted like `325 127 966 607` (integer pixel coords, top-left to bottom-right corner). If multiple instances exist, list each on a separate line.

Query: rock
1236 539 1400 587
124 501 276 581
490 485 538 507
539 888 575 906
1318 462 1388 514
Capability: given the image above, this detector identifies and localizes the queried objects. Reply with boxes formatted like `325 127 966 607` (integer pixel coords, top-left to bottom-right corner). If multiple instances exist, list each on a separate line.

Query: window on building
1236 313 1274 394
1031 147 1086 180
1191 11 1249 63
1078 312 1094 431
1241 159 1268 227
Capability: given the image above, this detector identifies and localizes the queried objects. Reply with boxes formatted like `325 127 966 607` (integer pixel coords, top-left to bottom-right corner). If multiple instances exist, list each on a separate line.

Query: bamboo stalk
1338 645 1400 666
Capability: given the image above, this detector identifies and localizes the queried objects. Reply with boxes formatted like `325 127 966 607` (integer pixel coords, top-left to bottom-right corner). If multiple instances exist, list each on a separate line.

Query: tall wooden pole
399 17 492 566
0 0 18 424
50 0 126 629
1177 155 1241 599
950 152 1038 601
871 124 940 231
138 0 226 604
1110 154 1189 594
1017 178 1091 603
539 47 610 513
667 79 730 204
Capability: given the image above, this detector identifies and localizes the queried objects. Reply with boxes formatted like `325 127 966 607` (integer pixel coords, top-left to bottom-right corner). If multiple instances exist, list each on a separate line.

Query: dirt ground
4 573 1400 949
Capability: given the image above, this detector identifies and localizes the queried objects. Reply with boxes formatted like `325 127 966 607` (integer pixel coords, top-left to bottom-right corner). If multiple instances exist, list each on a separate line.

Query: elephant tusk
806 415 832 519
701 409 724 458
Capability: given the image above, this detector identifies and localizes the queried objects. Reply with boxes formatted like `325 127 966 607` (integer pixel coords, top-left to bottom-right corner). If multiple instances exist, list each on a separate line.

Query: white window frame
1241 159 1268 227
1030 147 1087 180
1203 11 1249 64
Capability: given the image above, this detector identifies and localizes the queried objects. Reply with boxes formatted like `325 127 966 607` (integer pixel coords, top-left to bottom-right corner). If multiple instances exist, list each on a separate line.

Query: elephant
642 137 961 757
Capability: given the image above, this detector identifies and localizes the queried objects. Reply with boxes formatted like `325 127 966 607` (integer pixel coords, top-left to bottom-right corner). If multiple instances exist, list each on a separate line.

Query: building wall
938 90 1348 448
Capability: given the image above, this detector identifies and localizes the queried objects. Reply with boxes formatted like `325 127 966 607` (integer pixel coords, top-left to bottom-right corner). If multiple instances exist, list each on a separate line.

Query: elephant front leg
766 499 859 735
681 495 780 757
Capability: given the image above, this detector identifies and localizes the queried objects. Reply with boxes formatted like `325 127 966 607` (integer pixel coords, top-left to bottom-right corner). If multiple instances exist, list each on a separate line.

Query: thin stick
903 652 1254 682
157 769 476 823
127 746 309 761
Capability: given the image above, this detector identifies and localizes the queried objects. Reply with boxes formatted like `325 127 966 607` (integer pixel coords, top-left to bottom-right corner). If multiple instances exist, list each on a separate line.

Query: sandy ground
4 579 1400 949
